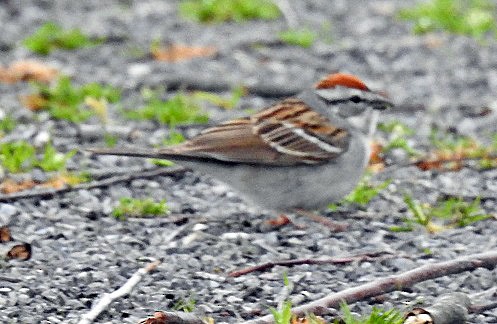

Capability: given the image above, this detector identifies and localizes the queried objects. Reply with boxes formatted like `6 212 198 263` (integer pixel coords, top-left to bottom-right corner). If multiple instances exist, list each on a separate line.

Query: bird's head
313 73 393 136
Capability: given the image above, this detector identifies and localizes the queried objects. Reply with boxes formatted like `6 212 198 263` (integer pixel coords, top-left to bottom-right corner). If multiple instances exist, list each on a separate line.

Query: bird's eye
350 95 361 103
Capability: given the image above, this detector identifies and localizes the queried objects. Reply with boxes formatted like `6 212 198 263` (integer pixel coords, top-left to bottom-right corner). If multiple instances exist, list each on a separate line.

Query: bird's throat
347 109 379 138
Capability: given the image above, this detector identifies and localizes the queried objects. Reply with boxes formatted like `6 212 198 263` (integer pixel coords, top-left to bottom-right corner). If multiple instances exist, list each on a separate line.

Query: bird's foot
265 214 307 229
293 208 348 232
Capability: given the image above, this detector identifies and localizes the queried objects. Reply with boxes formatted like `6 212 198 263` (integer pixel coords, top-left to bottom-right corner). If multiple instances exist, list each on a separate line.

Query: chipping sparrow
88 73 392 211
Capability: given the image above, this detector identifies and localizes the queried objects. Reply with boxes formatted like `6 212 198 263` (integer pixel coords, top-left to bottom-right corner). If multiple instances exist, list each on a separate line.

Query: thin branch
440 191 497 202
78 260 161 324
0 166 186 202
139 311 206 324
228 251 394 277
412 154 497 171
241 250 497 324
71 165 163 180
382 154 497 173
469 301 497 313
468 286 497 313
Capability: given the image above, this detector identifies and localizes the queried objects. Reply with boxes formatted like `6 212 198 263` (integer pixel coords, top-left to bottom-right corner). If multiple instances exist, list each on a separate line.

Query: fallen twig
228 251 393 277
440 191 497 202
70 165 162 180
139 310 206 324
241 250 497 323
382 154 497 173
412 154 497 171
0 166 186 202
468 287 497 313
469 300 497 313
78 260 161 324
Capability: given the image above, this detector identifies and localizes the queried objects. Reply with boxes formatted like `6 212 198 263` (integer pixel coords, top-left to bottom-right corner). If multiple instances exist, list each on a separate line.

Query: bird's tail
87 147 173 159
86 147 215 164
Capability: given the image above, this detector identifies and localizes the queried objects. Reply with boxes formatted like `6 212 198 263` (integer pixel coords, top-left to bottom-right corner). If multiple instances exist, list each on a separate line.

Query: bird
88 73 392 212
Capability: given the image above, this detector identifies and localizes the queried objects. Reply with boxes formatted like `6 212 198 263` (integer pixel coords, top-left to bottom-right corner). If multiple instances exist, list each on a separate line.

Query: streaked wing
252 98 349 164
163 98 349 165
160 118 284 164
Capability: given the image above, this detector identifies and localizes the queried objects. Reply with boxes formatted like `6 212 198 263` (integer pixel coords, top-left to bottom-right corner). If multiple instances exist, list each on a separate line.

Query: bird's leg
265 213 307 229
293 208 348 232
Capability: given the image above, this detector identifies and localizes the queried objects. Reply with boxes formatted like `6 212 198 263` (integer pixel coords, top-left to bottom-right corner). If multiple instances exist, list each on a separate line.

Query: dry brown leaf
40 178 68 189
85 96 108 123
0 226 13 243
0 179 36 194
0 174 84 195
415 159 444 171
6 243 32 261
266 214 291 227
139 311 211 324
141 312 167 324
416 159 465 171
0 60 58 83
368 141 385 173
40 175 73 189
20 94 48 111
423 34 445 49
152 44 217 62
368 162 385 173
41 173 85 189
369 141 384 165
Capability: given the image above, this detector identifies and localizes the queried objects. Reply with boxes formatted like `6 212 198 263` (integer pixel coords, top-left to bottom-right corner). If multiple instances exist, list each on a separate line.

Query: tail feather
86 147 172 159
86 147 219 164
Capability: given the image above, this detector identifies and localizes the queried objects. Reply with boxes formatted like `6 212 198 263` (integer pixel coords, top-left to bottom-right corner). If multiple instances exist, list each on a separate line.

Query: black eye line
324 97 389 107
324 96 365 105
350 95 361 103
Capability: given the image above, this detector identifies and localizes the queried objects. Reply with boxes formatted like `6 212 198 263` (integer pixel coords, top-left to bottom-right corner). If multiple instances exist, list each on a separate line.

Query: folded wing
161 98 350 166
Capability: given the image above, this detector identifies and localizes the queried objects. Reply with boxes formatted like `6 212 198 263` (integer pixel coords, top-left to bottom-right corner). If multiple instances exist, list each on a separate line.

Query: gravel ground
1 0 497 323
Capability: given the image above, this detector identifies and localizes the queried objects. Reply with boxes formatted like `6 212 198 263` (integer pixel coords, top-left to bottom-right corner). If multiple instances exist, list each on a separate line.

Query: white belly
185 131 370 211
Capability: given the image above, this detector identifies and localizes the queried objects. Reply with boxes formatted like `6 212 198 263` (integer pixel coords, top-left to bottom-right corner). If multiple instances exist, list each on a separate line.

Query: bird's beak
372 91 394 110
372 99 394 110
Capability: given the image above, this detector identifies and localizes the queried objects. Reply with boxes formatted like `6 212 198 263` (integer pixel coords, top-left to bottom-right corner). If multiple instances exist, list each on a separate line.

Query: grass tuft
427 129 497 169
112 197 169 220
35 143 77 172
0 115 16 137
124 92 209 126
378 120 419 157
278 28 316 48
193 86 246 109
399 0 497 38
0 141 75 173
23 22 100 55
391 194 490 233
336 303 403 324
179 0 280 23
270 300 293 324
163 130 186 146
329 177 391 210
27 76 121 123
172 297 196 312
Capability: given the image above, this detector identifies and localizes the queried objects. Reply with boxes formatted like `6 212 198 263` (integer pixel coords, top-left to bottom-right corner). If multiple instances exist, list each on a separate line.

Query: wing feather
163 98 349 165
252 98 349 164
